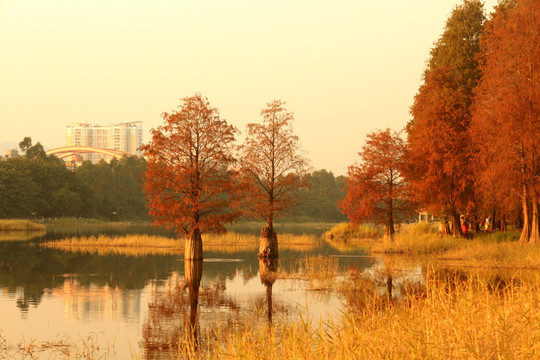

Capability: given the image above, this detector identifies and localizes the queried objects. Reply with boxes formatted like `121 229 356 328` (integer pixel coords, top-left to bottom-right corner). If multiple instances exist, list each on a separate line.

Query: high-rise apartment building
66 121 143 163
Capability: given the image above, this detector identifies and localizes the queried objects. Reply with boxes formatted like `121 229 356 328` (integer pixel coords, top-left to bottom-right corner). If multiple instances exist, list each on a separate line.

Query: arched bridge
46 146 130 160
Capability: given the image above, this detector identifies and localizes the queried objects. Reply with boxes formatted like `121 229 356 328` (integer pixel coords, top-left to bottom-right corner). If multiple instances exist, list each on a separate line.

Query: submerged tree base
258 224 279 259
185 229 203 260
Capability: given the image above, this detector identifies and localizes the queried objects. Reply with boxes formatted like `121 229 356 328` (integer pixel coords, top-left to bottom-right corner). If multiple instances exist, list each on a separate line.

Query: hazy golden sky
0 0 497 175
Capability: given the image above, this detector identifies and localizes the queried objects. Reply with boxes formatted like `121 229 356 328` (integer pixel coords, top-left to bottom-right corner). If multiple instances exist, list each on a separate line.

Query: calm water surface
0 224 390 358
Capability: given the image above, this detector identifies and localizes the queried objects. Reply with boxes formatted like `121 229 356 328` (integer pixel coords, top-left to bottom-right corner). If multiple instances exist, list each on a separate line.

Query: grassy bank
0 219 46 232
324 222 540 269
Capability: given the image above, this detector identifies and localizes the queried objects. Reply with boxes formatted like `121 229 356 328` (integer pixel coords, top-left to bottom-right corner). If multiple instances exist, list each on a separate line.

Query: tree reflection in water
142 260 247 358
258 257 278 326
142 260 204 358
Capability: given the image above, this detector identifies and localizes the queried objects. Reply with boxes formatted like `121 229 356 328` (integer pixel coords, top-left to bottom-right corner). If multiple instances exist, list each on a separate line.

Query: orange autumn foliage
471 0 540 242
238 100 309 257
141 94 240 242
340 129 408 239
404 1 485 237
238 100 310 226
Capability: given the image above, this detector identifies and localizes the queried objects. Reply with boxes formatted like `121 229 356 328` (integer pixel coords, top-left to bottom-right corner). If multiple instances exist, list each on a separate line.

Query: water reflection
142 260 238 359
185 260 202 349
0 230 46 241
0 241 180 314
258 257 278 325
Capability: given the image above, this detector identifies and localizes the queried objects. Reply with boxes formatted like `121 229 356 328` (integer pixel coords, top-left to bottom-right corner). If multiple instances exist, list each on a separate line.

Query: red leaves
141 94 240 237
405 1 485 219
340 129 408 226
470 0 540 240
238 100 310 224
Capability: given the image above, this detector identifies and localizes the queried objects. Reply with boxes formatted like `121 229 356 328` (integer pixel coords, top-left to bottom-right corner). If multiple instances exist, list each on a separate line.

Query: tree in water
405 0 486 237
471 0 540 243
239 100 309 259
141 94 239 260
340 129 408 243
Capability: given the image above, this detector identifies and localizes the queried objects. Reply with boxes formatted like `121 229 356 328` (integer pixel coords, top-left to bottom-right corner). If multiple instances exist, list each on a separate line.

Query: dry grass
0 219 46 232
189 270 540 360
372 232 464 254
0 331 116 359
278 255 339 290
40 233 322 256
324 222 382 242
40 234 184 256
437 241 540 269
324 223 540 270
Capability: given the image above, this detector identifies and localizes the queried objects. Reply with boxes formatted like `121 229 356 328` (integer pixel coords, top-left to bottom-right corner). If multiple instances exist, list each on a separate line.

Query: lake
0 223 388 359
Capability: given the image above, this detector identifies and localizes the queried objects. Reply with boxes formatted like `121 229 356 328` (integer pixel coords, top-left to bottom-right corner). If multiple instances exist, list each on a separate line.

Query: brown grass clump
40 233 322 256
0 219 46 232
40 235 183 256
372 232 463 254
0 331 115 359
324 222 382 242
278 255 339 290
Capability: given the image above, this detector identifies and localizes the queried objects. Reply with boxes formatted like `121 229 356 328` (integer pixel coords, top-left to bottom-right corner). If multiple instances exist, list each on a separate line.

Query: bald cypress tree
405 0 486 237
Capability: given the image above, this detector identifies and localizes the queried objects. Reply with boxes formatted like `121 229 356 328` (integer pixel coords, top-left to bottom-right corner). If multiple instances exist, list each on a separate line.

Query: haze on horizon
0 0 498 176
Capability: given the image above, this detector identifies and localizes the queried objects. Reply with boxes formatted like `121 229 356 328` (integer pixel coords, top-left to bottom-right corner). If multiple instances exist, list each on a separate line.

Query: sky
0 0 498 176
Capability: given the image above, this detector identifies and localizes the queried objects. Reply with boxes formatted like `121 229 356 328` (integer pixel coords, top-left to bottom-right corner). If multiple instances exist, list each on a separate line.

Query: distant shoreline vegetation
0 219 46 232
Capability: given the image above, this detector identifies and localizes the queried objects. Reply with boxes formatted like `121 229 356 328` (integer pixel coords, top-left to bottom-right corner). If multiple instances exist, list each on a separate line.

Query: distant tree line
0 138 346 223
292 169 347 223
0 138 148 220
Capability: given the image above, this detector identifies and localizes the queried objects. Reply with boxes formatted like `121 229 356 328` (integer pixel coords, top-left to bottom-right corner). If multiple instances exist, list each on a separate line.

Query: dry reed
40 233 322 256
0 219 46 232
0 331 115 359
197 270 540 360
40 234 183 256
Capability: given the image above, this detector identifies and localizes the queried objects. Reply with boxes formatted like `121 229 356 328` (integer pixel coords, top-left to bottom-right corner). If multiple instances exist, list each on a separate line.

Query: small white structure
418 211 435 223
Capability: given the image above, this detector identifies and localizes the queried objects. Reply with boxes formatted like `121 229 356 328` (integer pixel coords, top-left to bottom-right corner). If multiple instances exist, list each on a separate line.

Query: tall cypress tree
405 0 486 237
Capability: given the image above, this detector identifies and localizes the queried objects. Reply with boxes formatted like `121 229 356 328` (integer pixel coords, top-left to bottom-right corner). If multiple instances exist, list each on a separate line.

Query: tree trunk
259 222 278 259
185 228 203 260
519 184 531 243
530 190 540 244
383 212 395 243
450 209 463 238
500 213 507 232
489 209 496 231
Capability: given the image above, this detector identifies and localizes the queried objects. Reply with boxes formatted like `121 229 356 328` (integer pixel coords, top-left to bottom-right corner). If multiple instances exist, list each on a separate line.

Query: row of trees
0 138 345 224
0 139 148 220
340 0 539 243
142 95 311 260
